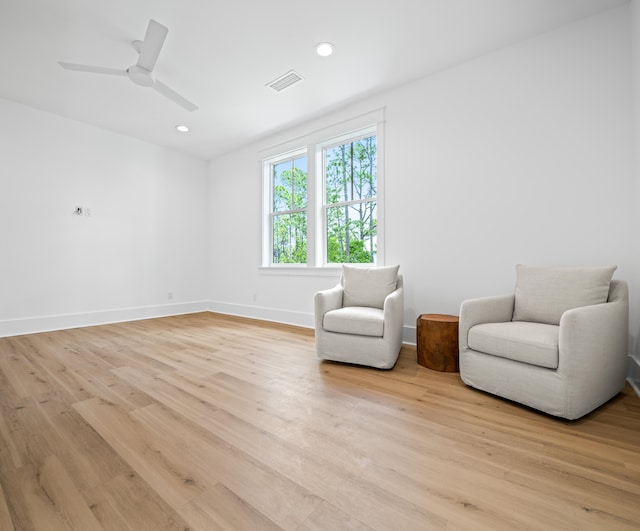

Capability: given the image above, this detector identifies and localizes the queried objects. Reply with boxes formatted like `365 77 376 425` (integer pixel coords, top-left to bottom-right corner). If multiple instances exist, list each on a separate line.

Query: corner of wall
630 0 640 398
628 354 640 397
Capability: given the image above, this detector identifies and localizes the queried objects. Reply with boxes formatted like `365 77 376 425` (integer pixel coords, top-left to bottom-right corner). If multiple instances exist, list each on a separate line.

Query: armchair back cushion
342 265 399 309
512 264 617 325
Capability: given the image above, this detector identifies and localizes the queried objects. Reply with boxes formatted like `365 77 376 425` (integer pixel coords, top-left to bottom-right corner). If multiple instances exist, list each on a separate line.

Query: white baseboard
403 325 417 346
0 301 210 338
1 299 418 348
628 355 640 399
208 301 314 329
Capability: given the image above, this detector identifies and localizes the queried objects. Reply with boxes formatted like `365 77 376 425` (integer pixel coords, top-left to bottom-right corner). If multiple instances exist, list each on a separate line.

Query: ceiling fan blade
58 62 127 76
153 79 198 112
137 19 168 72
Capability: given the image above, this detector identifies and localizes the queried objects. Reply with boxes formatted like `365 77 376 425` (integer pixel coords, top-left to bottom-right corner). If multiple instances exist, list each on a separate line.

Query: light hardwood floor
0 312 638 530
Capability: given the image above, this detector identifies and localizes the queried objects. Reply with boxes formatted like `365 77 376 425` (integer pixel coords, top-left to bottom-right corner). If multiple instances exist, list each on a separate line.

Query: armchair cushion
323 306 384 337
342 265 399 309
468 321 559 369
512 264 616 325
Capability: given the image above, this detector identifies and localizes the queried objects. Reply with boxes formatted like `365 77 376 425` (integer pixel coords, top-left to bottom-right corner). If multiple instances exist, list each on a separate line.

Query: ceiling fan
59 19 198 112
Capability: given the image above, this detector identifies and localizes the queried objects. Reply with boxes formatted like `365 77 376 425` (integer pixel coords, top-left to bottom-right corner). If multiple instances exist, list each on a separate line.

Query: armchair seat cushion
468 321 559 369
323 306 384 337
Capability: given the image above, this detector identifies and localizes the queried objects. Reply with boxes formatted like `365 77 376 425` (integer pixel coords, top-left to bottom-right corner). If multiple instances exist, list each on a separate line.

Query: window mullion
306 145 317 267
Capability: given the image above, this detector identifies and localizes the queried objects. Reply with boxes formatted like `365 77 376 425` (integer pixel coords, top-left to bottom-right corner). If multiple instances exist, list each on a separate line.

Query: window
262 112 384 269
271 155 308 264
322 133 377 264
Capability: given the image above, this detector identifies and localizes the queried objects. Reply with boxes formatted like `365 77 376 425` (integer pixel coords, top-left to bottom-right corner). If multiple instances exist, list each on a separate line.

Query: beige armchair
459 265 628 420
314 265 404 369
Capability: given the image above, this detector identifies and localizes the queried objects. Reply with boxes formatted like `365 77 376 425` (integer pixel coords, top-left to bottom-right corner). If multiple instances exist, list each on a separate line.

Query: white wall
0 99 209 336
2 5 635 370
629 0 640 389
208 6 636 350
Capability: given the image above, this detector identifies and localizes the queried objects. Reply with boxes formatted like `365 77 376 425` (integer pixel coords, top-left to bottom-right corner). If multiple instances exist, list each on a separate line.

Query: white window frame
262 147 309 267
261 109 385 272
316 125 379 267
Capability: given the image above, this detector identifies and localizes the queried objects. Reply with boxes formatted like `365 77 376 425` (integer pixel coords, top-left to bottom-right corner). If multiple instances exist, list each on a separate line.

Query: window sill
258 266 342 277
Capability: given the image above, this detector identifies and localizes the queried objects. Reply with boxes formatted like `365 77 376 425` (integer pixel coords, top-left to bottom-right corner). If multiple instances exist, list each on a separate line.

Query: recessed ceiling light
315 42 334 57
175 125 189 133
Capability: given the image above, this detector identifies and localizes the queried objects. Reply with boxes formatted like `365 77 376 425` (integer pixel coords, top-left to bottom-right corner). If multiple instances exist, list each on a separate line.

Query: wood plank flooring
0 312 638 530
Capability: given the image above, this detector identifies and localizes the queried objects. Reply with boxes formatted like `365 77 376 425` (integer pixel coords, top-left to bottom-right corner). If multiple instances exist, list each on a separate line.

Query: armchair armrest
557 298 629 415
559 298 629 376
383 285 404 342
459 294 514 351
314 284 344 330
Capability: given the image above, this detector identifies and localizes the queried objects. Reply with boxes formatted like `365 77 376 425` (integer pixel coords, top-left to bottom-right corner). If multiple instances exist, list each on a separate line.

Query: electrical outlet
168 292 174 300
74 206 83 216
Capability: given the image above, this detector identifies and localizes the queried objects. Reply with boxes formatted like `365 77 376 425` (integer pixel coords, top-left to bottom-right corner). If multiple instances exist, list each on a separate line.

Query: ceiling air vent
267 70 304 92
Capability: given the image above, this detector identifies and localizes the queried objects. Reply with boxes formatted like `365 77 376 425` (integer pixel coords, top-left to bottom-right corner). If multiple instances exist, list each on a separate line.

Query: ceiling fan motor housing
127 64 154 87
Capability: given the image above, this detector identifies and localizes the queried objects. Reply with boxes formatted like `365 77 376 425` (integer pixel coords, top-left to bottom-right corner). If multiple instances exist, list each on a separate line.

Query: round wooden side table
416 314 460 372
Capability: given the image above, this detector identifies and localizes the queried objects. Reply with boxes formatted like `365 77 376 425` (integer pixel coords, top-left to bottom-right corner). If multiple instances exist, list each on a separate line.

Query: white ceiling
0 0 628 160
